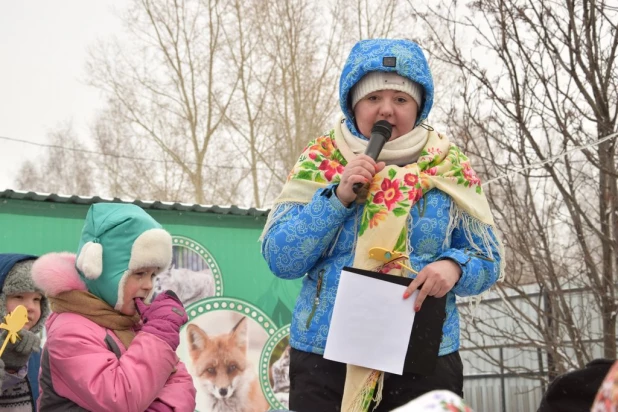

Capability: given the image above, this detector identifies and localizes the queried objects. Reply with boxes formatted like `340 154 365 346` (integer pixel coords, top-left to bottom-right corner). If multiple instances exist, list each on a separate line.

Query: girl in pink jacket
31 203 196 412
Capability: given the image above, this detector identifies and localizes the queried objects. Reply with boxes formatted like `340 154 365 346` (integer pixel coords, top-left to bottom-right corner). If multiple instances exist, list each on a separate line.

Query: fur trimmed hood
339 39 434 137
33 204 172 313
75 203 172 309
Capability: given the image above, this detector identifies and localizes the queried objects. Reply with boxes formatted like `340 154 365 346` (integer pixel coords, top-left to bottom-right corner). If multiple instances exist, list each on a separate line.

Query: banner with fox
168 236 299 411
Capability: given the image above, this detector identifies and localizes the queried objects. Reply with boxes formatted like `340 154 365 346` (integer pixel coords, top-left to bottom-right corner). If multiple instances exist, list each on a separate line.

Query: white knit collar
338 118 429 166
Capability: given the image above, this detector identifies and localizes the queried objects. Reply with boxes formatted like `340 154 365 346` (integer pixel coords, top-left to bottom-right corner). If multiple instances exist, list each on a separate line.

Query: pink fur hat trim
32 252 87 296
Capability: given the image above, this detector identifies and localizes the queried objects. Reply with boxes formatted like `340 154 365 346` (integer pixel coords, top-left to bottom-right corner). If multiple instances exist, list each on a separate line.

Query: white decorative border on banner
259 325 291 409
184 297 276 334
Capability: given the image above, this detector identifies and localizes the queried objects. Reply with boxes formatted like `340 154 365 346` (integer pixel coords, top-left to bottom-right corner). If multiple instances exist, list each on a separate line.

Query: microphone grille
371 120 393 138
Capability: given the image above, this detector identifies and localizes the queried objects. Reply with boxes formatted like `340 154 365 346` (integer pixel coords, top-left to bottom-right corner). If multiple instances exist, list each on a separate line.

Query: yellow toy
368 247 418 274
0 305 29 357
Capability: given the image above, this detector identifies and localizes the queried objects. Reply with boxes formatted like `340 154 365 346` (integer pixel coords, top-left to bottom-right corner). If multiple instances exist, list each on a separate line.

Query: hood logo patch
383 56 396 67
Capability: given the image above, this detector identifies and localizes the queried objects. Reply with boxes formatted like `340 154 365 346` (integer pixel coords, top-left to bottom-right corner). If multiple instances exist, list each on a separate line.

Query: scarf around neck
265 117 496 228
49 290 140 349
339 118 429 166
263 118 504 411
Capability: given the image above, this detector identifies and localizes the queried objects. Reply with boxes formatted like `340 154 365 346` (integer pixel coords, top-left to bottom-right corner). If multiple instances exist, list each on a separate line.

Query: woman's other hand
402 260 462 311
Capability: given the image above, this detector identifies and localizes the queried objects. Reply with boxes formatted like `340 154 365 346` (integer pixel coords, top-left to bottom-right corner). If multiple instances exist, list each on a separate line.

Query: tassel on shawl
346 370 384 412
444 202 506 308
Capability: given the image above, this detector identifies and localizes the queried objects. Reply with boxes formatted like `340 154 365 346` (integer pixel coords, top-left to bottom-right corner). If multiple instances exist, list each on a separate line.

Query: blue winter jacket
261 185 501 356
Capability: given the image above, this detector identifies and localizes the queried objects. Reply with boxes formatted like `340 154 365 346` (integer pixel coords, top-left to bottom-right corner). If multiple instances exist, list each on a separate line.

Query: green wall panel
0 199 301 323
0 198 303 410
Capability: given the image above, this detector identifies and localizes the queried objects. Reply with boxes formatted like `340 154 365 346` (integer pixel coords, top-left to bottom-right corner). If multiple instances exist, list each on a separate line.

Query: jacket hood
0 253 50 334
339 38 434 130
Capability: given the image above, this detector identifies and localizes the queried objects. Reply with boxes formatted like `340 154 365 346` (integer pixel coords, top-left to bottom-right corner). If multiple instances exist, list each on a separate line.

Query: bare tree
253 0 345 181
220 0 351 207
218 0 279 208
413 0 618 382
15 123 95 196
86 0 237 204
91 104 190 201
341 0 413 40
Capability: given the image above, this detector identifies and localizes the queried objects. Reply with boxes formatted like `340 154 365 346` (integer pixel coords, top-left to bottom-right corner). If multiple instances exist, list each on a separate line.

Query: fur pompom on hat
0 254 50 334
350 72 424 110
75 203 173 310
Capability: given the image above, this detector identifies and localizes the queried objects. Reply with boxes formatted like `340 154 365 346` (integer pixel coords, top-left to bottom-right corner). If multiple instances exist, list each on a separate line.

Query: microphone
352 120 393 195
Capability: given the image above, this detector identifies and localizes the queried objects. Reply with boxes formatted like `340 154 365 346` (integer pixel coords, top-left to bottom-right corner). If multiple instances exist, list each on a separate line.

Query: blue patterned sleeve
438 217 502 297
261 185 356 280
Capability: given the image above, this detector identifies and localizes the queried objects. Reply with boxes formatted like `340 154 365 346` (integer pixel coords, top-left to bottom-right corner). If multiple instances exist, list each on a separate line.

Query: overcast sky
0 1 125 191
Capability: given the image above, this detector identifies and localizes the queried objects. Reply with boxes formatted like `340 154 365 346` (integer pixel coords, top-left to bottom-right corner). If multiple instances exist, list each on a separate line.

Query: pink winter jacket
32 252 197 412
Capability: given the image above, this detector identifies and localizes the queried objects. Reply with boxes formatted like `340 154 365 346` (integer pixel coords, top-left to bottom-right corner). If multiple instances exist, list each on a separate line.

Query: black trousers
289 348 463 412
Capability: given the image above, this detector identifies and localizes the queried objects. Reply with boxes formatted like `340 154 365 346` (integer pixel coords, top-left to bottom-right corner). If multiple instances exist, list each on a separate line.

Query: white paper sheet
323 269 418 375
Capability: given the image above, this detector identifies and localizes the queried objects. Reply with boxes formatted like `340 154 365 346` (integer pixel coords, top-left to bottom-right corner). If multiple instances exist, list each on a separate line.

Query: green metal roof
0 189 270 217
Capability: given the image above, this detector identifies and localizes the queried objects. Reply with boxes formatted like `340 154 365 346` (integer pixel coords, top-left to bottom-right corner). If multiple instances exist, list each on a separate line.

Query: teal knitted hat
75 203 172 309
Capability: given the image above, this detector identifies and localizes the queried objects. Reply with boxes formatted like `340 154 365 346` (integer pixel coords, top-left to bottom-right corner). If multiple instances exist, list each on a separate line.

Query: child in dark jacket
0 254 50 411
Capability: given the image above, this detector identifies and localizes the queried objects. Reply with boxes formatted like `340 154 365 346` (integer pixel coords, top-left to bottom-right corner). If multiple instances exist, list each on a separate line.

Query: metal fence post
500 347 507 412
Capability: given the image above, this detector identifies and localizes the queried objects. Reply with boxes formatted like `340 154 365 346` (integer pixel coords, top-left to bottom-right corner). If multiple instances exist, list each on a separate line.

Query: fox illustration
187 318 270 412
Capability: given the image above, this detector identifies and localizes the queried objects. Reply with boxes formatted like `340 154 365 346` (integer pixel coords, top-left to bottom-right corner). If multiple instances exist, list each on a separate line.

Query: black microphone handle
348 120 392 195
352 182 365 194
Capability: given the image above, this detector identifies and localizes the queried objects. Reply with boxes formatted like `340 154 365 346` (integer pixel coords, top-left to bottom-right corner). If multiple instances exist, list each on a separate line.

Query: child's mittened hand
134 290 188 351
1 329 41 370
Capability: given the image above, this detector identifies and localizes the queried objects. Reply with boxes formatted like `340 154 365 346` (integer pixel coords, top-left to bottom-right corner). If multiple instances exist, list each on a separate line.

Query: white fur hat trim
128 228 173 272
76 241 104 279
